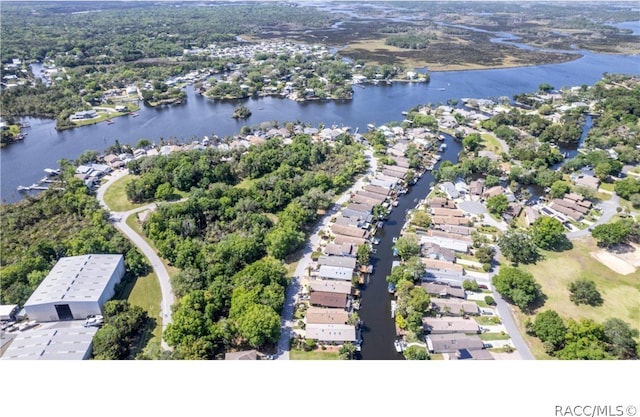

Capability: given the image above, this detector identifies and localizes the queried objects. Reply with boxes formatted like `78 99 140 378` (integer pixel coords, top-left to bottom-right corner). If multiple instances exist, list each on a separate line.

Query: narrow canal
358 134 464 360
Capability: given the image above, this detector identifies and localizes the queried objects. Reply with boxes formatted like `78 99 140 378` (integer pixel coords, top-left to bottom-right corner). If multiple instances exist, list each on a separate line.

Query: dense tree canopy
492 266 542 311
497 230 541 265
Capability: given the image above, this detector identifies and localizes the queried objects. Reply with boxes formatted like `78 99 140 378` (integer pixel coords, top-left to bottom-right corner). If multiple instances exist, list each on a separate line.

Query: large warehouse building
23 254 125 322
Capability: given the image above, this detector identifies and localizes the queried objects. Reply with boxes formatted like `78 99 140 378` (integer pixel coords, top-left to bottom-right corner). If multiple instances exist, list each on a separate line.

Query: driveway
458 200 508 231
96 169 175 351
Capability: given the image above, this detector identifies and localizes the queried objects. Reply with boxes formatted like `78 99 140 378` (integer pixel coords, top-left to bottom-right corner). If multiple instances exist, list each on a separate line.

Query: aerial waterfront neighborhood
1 0 639 374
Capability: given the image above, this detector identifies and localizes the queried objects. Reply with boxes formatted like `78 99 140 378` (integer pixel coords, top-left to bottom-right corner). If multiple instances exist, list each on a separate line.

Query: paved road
487 251 535 360
275 149 377 360
567 193 619 239
96 169 174 351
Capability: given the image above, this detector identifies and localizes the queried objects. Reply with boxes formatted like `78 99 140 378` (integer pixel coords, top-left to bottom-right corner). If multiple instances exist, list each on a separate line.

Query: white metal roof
24 254 124 305
0 324 98 360
305 323 356 342
317 265 353 281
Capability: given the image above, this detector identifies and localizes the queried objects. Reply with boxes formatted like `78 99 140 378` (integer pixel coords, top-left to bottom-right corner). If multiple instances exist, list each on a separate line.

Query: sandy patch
590 249 637 275
490 351 522 360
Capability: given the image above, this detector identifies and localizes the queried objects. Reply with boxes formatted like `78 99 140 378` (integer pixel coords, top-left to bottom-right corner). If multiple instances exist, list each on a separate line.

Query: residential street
96 169 174 351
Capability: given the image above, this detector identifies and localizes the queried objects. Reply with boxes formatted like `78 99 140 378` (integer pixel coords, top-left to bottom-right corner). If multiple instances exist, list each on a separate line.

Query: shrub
484 295 495 305
568 279 603 306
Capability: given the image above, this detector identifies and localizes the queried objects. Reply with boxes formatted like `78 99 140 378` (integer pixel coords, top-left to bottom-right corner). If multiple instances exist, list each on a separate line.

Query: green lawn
128 270 163 342
474 316 502 325
103 174 144 212
515 236 640 359
478 332 511 341
289 348 340 360
480 133 503 153
599 182 615 192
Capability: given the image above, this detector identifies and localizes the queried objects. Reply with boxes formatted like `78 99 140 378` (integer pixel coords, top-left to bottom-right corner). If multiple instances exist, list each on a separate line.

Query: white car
84 314 104 327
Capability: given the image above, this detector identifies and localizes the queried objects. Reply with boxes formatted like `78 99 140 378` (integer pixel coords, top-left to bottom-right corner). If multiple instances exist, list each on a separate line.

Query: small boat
388 282 396 294
392 237 398 243
44 168 61 176
394 339 403 353
391 300 397 318
437 88 446 91
107 119 114 125
401 111 408 116
439 143 447 151
392 200 398 207
131 112 139 117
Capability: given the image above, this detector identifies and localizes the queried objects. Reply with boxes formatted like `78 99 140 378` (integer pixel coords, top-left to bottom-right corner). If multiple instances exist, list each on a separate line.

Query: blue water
2 51 639 204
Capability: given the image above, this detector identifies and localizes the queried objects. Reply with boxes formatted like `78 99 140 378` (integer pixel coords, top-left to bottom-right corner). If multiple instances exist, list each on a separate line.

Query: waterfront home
437 225 475 236
317 255 357 270
309 291 348 309
351 194 382 207
305 307 349 325
308 280 353 295
430 298 480 316
346 202 375 214
423 317 480 334
305 323 356 344
469 179 485 200
104 154 125 169
439 182 460 199
431 207 465 218
431 216 470 226
331 223 369 239
419 233 469 253
356 190 387 205
70 110 98 120
332 235 367 247
363 184 391 196
316 265 354 282
422 258 465 276
324 243 356 257
429 197 457 209
420 242 456 263
425 334 484 354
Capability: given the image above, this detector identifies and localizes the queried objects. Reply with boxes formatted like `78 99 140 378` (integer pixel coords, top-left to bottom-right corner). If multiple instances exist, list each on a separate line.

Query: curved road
96 169 174 351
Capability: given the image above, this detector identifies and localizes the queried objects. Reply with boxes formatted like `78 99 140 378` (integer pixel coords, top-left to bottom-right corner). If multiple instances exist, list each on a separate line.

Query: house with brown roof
425 334 485 353
482 185 505 199
502 202 523 222
324 243 355 257
469 179 484 200
429 197 457 209
524 206 540 226
356 191 387 204
333 235 367 246
431 216 469 226
350 194 381 207
346 202 375 214
572 173 600 190
309 291 348 309
431 207 465 218
437 225 475 236
305 307 349 325
422 258 465 275
331 223 369 239
363 185 391 196
423 317 480 334
549 202 583 221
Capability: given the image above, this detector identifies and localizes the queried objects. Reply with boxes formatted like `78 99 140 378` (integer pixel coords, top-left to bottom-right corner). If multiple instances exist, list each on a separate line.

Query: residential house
431 207 465 218
422 258 465 276
224 350 259 360
426 334 485 354
308 280 353 295
332 235 367 247
317 256 357 270
309 291 348 309
482 185 505 200
572 173 600 190
305 307 349 325
317 265 353 282
423 317 480 334
331 223 369 239
502 202 523 222
469 179 484 200
430 298 480 316
439 182 460 199
421 242 456 263
363 185 391 196
429 197 457 209
305 323 356 344
324 243 355 257
421 283 466 299
449 348 494 360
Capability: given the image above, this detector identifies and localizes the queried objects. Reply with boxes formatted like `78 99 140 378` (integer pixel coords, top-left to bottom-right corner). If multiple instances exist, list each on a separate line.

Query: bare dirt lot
590 243 640 275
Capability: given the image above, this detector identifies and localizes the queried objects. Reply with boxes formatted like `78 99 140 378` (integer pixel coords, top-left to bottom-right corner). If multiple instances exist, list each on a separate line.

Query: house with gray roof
423 317 480 334
425 334 484 353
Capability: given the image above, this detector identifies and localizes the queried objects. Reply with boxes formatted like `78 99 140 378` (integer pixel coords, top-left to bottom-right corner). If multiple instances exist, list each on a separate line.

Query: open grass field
289 348 340 360
128 270 162 341
514 236 640 358
480 133 504 154
103 174 144 212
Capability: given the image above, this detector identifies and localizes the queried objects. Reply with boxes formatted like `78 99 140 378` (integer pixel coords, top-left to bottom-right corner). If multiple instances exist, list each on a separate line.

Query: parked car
84 314 104 327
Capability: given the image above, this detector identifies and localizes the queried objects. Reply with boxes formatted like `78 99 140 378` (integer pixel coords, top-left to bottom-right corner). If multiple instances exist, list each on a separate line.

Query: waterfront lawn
514 237 640 358
289 348 340 360
103 174 144 212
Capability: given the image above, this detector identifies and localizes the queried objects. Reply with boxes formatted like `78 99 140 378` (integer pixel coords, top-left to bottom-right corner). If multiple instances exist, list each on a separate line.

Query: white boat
394 339 403 353
391 200 398 207
44 168 61 176
439 143 447 151
391 300 397 318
